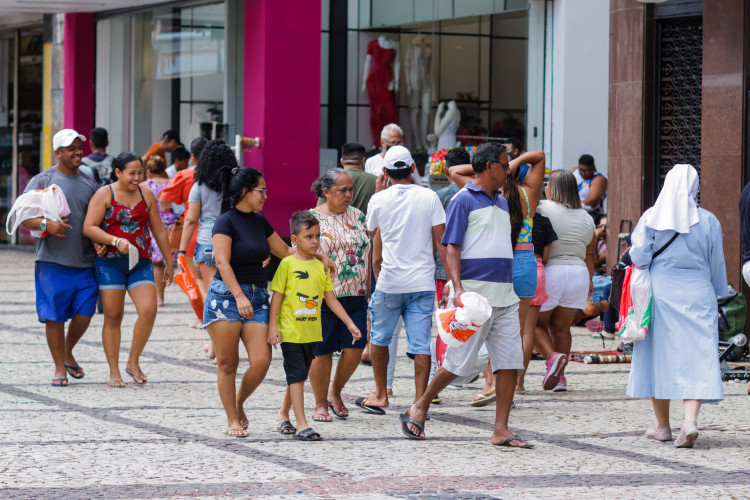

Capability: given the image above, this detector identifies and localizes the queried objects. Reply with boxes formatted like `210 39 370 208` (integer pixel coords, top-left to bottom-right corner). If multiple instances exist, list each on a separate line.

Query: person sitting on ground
268 211 361 441
570 154 607 224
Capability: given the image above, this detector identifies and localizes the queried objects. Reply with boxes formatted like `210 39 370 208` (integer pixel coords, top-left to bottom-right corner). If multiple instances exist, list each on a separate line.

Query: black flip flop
277 421 296 435
495 436 534 449
64 364 84 379
327 401 349 419
354 397 386 415
399 413 425 440
51 377 68 387
294 428 322 441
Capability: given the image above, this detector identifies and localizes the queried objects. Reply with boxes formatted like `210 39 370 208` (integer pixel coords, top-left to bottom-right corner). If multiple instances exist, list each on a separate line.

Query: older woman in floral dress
307 168 370 421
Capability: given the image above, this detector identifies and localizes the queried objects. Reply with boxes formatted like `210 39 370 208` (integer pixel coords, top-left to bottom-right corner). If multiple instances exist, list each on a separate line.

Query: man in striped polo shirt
400 143 532 448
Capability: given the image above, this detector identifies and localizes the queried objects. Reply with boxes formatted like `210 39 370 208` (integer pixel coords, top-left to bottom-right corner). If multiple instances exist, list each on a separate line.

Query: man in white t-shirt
354 145 447 415
365 123 421 185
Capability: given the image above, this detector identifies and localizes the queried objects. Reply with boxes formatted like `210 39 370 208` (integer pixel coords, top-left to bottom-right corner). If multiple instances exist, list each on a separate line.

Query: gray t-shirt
24 167 99 268
188 182 222 246
537 200 595 267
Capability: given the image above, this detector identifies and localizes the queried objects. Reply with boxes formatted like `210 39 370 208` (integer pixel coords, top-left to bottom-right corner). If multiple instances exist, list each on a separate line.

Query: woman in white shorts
535 170 596 392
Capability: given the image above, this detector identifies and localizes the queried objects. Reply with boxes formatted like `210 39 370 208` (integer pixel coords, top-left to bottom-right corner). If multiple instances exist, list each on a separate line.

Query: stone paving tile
0 250 748 499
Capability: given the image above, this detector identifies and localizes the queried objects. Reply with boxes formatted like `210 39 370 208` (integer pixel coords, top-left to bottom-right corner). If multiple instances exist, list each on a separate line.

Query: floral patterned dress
101 185 151 259
311 207 369 297
146 179 175 263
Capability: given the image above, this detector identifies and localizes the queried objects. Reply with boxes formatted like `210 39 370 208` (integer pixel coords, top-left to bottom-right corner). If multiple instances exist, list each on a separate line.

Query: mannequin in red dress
362 36 400 148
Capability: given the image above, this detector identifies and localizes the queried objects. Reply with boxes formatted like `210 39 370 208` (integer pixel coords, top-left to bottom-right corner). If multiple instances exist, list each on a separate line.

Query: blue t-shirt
442 181 518 307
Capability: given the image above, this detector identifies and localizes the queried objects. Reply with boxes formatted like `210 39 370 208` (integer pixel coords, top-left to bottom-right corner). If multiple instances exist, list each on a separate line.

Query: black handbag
608 232 678 308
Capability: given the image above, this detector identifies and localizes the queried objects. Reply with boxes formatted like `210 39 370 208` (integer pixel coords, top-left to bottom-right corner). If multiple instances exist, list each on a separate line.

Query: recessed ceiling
0 0 170 13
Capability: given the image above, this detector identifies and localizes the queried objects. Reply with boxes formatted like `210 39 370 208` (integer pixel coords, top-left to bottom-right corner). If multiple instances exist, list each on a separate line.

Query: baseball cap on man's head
384 145 414 170
53 129 86 151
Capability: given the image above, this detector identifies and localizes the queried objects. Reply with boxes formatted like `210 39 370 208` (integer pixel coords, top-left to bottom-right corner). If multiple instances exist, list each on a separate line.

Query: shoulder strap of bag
652 231 679 260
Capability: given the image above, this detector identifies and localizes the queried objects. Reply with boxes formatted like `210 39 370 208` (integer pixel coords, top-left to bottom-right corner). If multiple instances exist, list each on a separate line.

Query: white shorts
442 303 523 377
540 264 590 312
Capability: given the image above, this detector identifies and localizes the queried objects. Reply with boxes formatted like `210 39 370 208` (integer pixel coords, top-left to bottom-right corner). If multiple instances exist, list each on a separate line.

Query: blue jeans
194 243 215 266
513 249 538 298
370 289 434 356
95 257 155 291
203 279 270 328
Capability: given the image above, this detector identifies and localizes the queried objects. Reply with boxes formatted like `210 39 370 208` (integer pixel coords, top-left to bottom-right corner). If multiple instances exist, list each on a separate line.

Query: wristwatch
40 218 47 231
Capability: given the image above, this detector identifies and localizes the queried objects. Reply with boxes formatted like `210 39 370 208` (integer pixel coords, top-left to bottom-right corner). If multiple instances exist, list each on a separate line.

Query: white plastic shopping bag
619 266 652 341
6 184 71 238
435 290 492 347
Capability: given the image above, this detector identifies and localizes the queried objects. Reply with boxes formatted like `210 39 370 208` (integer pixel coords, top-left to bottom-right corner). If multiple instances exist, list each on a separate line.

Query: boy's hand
267 326 281 349
347 323 362 343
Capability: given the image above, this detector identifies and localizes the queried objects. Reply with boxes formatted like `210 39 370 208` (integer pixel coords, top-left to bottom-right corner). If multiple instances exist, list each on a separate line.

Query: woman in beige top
535 170 596 392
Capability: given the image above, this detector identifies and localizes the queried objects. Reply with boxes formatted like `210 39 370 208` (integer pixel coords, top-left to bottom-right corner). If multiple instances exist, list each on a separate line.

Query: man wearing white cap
21 129 99 387
355 145 447 414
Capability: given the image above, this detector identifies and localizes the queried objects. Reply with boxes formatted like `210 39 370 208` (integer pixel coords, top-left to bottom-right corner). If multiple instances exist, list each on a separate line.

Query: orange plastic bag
174 254 204 321
435 292 492 348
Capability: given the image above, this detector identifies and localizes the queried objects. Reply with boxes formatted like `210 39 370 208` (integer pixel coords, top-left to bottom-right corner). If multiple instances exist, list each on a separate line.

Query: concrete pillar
62 13 95 156
243 0 321 236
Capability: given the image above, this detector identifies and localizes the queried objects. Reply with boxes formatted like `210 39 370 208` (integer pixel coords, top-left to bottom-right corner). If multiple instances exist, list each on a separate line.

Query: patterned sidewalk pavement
0 249 748 499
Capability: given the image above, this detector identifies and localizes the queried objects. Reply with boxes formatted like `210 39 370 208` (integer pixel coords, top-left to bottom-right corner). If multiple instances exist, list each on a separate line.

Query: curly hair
195 140 238 192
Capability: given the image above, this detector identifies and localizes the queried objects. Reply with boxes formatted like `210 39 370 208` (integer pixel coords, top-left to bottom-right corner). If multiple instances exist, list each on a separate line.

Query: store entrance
0 32 43 246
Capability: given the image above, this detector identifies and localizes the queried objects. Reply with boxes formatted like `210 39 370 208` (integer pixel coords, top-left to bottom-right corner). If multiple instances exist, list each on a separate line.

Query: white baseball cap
384 145 414 170
53 129 86 151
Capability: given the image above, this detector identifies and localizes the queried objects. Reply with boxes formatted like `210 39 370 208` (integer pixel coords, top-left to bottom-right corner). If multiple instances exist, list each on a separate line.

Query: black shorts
280 342 318 385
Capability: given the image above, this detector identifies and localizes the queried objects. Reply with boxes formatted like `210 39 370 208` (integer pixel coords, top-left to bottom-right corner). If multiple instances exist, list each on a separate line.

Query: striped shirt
442 181 519 307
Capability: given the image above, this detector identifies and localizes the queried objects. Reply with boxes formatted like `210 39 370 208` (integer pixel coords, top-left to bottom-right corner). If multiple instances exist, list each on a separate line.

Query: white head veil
643 164 699 233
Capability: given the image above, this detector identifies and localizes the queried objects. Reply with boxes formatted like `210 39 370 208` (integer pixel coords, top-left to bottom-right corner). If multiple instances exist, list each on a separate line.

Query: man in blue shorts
22 129 99 387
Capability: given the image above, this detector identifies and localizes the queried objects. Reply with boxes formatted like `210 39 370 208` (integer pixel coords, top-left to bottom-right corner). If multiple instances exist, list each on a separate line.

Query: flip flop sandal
224 428 249 438
51 377 68 387
312 411 332 422
239 418 249 430
294 428 322 441
327 401 349 419
277 421 296 435
125 368 147 385
470 392 496 407
64 364 84 379
399 413 425 440
495 436 534 449
354 397 386 415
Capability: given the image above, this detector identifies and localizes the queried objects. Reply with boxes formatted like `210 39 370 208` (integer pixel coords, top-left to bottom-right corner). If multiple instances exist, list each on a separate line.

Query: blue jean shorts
370 289 434 356
203 278 270 328
316 296 368 356
35 262 98 323
513 249 538 298
194 243 216 266
95 257 155 291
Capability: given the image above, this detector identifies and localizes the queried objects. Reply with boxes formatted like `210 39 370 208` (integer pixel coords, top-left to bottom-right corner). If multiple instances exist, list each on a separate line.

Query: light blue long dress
626 207 728 402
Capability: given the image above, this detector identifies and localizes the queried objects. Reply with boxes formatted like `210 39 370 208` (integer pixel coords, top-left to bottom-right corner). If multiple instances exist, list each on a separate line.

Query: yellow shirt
270 255 334 343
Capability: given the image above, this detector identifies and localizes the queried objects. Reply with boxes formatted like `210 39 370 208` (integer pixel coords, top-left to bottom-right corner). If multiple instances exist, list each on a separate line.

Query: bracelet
111 237 121 248
177 250 187 255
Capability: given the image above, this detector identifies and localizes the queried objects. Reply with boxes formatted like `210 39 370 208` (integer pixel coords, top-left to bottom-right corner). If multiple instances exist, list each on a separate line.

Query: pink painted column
243 0 321 236
63 13 95 156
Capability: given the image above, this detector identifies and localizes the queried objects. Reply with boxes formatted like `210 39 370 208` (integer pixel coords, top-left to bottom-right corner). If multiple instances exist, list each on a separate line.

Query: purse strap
652 232 679 260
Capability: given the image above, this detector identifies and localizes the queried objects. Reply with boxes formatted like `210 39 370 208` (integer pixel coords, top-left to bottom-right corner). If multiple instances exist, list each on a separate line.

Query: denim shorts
315 296 368 356
193 243 216 266
370 289 434 356
203 278 270 328
95 257 155 291
512 249 538 298
35 262 98 323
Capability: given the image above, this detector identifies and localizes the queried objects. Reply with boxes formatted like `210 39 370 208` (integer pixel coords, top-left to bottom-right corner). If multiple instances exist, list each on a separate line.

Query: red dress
366 39 399 147
102 185 151 259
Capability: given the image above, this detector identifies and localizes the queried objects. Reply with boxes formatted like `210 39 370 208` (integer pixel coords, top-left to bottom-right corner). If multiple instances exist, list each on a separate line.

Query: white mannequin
361 36 400 93
434 100 460 150
404 35 434 152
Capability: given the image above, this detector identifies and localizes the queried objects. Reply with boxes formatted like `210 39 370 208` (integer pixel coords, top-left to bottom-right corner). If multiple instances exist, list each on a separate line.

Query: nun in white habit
626 164 728 448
